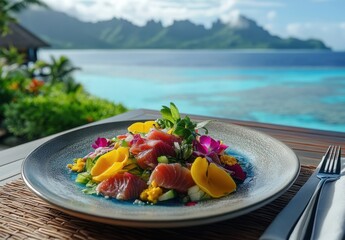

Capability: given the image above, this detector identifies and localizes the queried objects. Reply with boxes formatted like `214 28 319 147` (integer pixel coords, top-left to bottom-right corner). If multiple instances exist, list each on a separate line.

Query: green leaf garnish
85 158 94 172
82 186 97 195
157 102 208 146
196 120 212 130
76 172 92 184
170 102 180 121
160 107 174 123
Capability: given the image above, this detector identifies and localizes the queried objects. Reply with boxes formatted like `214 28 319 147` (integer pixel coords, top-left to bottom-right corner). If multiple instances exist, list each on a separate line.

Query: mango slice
90 149 117 176
191 157 236 198
90 147 130 182
127 121 156 134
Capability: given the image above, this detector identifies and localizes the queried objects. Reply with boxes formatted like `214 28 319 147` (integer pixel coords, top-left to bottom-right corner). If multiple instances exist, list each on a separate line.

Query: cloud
266 10 276 20
340 22 345 29
220 9 247 28
264 23 274 32
285 22 345 50
42 0 239 27
234 1 285 8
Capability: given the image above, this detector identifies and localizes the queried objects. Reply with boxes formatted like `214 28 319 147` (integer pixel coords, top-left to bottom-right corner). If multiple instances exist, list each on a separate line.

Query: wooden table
0 109 344 239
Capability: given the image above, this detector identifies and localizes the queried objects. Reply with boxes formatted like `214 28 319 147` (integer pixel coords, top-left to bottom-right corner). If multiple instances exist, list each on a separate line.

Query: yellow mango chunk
90 147 130 182
67 158 86 172
140 181 163 204
191 157 236 198
127 120 156 134
90 149 118 176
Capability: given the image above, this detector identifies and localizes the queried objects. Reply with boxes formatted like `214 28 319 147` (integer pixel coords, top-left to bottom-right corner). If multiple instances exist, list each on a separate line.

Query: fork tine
330 145 341 174
327 145 337 173
322 145 341 174
320 145 334 174
334 146 341 174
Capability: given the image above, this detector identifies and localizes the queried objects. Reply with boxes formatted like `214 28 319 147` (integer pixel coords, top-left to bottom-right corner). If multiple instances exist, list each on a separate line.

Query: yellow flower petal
191 157 236 198
90 147 130 182
127 120 156 134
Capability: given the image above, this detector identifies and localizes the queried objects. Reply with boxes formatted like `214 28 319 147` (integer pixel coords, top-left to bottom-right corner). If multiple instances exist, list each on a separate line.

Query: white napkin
312 157 345 240
289 158 345 240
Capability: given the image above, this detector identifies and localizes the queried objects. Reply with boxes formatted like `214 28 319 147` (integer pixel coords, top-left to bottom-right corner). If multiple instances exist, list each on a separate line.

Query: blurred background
0 0 344 149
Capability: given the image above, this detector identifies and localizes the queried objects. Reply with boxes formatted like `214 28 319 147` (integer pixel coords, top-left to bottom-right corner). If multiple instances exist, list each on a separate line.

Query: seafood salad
67 103 249 205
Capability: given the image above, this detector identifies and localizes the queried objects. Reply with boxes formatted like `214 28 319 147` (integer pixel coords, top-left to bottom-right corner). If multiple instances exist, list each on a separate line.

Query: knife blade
260 165 321 240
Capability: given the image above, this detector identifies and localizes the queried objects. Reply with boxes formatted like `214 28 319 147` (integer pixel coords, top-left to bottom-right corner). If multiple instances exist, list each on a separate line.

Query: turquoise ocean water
39 50 345 133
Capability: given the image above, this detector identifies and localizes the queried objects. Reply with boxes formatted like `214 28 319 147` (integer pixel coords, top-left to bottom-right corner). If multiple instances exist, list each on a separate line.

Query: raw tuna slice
130 134 150 155
136 140 176 170
147 129 181 146
96 172 147 200
149 163 195 192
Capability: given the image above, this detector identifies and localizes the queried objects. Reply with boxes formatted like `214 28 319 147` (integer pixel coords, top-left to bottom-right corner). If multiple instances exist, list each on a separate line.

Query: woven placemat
0 166 315 240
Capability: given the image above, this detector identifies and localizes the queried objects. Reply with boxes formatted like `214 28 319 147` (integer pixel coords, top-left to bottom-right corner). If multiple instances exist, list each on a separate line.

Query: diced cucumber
187 185 211 201
189 191 204 201
187 185 200 195
76 172 91 184
158 189 176 201
86 180 97 188
157 156 169 163
85 158 94 172
121 140 128 147
82 186 97 195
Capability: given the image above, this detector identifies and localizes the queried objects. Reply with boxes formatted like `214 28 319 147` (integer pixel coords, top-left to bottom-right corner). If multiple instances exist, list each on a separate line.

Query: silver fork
289 145 342 240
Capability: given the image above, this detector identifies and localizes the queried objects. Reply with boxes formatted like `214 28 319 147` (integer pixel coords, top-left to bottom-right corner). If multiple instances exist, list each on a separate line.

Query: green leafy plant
156 102 211 161
0 47 128 144
0 66 32 119
157 102 210 143
0 46 25 65
3 90 127 141
0 9 128 144
31 55 82 93
0 0 47 35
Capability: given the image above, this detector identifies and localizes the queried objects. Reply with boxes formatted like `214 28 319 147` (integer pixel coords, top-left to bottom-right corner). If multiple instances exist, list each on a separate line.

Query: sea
39 50 345 133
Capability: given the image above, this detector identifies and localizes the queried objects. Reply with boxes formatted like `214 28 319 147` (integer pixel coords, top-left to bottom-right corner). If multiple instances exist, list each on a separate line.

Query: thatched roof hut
0 22 49 62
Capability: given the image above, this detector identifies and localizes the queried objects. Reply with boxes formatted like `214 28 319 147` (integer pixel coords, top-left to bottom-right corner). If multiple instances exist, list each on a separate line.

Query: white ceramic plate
22 120 299 228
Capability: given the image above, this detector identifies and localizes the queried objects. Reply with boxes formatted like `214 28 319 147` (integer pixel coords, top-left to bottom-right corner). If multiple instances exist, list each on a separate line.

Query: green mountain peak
17 8 331 50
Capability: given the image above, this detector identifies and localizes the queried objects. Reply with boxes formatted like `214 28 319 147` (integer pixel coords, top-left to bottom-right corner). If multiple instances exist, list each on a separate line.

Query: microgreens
156 102 211 144
156 102 212 161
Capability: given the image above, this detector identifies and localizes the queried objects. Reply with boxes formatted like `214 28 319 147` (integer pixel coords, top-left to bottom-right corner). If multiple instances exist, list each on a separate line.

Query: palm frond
5 0 48 13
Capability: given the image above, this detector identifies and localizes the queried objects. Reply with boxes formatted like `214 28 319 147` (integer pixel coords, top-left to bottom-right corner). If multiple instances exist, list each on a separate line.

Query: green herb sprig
156 102 212 161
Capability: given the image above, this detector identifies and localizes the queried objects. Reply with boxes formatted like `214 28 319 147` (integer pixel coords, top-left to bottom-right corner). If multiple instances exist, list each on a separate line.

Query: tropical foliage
0 51 128 142
0 0 47 35
0 0 128 144
4 90 127 140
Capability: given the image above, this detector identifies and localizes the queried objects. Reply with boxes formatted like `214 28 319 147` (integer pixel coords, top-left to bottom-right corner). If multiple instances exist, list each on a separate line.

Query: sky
41 0 345 50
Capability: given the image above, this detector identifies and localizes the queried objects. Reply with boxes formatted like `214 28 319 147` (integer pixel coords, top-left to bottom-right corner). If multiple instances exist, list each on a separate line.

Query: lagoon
39 50 345 133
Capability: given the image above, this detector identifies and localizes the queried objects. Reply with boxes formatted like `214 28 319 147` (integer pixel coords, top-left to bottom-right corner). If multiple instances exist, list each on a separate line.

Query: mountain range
17 9 330 50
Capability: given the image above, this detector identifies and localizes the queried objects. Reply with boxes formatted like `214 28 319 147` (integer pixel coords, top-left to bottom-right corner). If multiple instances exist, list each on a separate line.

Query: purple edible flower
193 135 228 164
91 137 108 149
224 163 247 182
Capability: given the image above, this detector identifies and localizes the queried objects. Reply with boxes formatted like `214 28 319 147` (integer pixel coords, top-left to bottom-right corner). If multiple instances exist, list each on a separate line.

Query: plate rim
21 119 300 228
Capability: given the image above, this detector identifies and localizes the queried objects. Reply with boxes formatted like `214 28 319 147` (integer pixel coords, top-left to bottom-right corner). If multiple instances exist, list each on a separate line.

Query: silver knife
260 165 321 240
